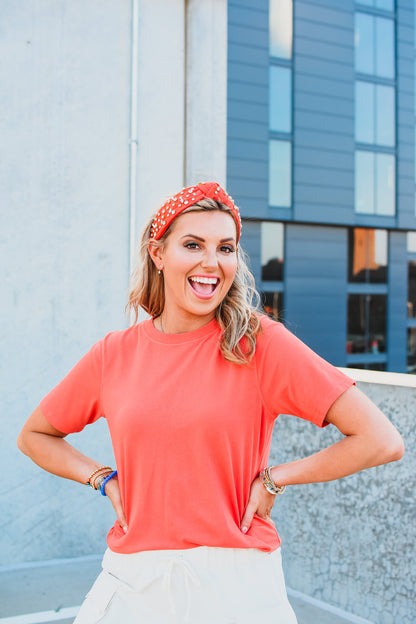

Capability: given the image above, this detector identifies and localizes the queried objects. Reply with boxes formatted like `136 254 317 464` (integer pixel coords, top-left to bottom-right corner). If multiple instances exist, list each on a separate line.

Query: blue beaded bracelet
100 470 118 496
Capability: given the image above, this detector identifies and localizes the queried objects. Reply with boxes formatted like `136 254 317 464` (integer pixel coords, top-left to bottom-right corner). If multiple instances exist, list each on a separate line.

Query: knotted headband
150 181 241 242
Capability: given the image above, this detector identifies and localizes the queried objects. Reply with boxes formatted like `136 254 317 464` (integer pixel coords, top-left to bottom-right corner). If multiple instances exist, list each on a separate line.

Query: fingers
241 477 276 534
105 478 128 533
240 501 256 534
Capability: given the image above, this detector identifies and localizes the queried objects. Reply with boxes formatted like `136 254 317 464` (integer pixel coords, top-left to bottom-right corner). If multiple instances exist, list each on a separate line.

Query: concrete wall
3 0 228 565
270 369 415 624
2 0 132 564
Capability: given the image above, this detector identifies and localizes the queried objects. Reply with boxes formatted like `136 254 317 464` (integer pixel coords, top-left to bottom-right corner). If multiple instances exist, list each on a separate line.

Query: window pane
348 228 388 283
348 229 367 283
355 151 374 214
357 0 394 7
269 140 291 207
370 229 388 283
407 328 416 373
262 291 284 322
368 295 387 353
407 232 416 252
376 17 395 78
348 294 368 353
355 81 375 143
375 153 395 215
355 13 374 74
269 0 292 59
347 294 387 353
269 67 292 133
375 85 395 146
408 260 416 318
261 222 284 281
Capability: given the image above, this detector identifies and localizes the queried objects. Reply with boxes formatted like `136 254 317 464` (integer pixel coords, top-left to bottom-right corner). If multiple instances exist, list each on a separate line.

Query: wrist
259 466 286 495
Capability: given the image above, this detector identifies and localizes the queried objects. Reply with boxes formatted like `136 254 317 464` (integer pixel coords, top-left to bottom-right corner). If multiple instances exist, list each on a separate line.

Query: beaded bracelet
94 474 108 492
260 466 286 495
101 471 118 496
86 466 113 487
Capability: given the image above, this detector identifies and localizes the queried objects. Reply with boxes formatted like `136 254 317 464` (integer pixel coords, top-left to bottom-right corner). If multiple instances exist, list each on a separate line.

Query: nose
201 246 219 270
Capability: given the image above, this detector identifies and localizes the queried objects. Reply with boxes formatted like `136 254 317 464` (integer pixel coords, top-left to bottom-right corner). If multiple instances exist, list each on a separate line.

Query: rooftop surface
0 555 373 624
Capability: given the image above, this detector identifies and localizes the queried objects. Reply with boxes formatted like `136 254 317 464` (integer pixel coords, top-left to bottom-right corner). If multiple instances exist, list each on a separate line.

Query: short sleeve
39 341 104 434
256 319 355 427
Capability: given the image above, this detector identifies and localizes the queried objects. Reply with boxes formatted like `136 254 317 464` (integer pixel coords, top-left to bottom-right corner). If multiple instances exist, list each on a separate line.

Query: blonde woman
18 182 404 623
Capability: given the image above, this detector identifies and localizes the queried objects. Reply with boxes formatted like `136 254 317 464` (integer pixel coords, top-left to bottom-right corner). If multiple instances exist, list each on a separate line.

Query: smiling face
148 210 238 333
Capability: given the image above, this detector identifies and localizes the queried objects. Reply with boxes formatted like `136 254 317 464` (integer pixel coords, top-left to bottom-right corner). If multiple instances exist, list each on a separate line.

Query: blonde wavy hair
127 198 262 364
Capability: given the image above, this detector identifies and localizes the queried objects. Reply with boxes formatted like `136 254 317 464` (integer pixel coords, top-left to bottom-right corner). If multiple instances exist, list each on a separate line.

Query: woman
18 182 404 624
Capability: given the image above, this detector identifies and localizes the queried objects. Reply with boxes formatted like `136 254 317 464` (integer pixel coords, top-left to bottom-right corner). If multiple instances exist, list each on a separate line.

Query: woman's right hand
103 476 128 534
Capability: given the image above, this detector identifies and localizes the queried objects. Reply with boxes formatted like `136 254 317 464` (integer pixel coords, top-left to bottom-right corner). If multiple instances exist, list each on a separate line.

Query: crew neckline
143 317 220 344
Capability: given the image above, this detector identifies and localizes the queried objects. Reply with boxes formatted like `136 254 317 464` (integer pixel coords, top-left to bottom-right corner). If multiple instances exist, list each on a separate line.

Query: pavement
0 556 372 624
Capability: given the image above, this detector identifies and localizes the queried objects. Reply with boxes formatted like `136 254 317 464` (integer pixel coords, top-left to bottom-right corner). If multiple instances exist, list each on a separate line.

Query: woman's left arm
241 385 404 533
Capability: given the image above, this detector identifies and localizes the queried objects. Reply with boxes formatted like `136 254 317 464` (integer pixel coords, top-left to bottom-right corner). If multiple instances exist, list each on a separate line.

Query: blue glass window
355 82 395 146
348 228 388 283
347 294 387 354
355 13 395 78
407 328 416 372
269 67 292 133
408 232 416 252
262 291 284 322
376 153 395 215
355 151 375 213
355 151 395 215
269 0 292 59
269 141 291 207
261 222 284 281
358 0 394 10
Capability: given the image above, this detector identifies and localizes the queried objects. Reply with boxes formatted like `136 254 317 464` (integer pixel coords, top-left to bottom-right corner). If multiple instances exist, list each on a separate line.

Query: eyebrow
181 234 236 243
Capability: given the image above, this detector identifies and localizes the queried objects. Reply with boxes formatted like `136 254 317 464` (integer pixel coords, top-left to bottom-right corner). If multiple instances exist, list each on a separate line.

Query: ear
147 241 164 269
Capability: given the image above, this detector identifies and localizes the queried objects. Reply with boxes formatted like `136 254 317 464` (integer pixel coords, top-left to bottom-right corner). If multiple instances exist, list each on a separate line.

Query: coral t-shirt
40 316 354 553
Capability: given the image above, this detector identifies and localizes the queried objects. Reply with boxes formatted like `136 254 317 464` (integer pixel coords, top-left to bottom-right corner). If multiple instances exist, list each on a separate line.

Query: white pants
74 546 298 624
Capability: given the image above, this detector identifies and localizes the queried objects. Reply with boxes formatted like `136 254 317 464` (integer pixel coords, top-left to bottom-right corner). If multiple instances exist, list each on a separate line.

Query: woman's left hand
240 476 276 534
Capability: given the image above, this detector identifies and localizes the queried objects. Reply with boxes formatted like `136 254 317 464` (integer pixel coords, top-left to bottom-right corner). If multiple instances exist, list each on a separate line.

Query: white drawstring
161 556 201 621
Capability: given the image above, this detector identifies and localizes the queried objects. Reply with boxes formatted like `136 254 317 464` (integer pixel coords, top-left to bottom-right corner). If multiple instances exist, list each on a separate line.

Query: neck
157 311 216 334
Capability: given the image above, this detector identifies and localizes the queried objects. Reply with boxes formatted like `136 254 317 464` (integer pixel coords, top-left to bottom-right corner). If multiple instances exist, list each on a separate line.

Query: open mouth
188 276 220 297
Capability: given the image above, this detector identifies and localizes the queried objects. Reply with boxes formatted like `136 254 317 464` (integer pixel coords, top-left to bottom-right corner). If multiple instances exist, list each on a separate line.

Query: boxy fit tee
40 316 354 554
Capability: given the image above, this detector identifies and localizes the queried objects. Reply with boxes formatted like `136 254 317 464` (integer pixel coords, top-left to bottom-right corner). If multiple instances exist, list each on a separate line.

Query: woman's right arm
17 407 128 532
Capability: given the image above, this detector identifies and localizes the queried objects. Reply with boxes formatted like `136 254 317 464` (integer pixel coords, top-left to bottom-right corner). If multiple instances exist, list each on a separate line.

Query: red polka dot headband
150 181 241 242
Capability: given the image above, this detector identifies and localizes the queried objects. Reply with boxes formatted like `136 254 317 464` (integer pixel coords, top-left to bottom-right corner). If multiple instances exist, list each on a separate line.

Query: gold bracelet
86 466 112 487
260 466 286 495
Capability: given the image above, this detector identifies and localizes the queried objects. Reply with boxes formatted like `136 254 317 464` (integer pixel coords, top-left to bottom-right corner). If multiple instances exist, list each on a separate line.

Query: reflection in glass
261 222 284 281
269 0 292 59
357 0 394 8
347 294 387 354
348 228 388 283
376 17 395 78
407 232 416 252
355 82 395 146
408 260 416 318
355 81 375 143
262 291 284 322
355 14 395 78
269 140 291 207
407 328 416 373
376 153 395 216
355 13 374 74
355 151 374 213
355 151 395 215
376 85 395 146
269 66 292 133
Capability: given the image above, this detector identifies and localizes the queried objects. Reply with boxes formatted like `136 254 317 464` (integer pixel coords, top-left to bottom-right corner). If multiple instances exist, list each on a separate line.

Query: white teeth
189 276 218 285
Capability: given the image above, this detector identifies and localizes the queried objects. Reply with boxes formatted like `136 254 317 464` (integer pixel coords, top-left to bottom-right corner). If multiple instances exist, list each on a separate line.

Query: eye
184 241 200 250
220 245 235 254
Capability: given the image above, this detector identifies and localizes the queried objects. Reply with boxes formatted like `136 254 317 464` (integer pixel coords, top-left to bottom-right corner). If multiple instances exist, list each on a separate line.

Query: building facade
227 0 416 373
